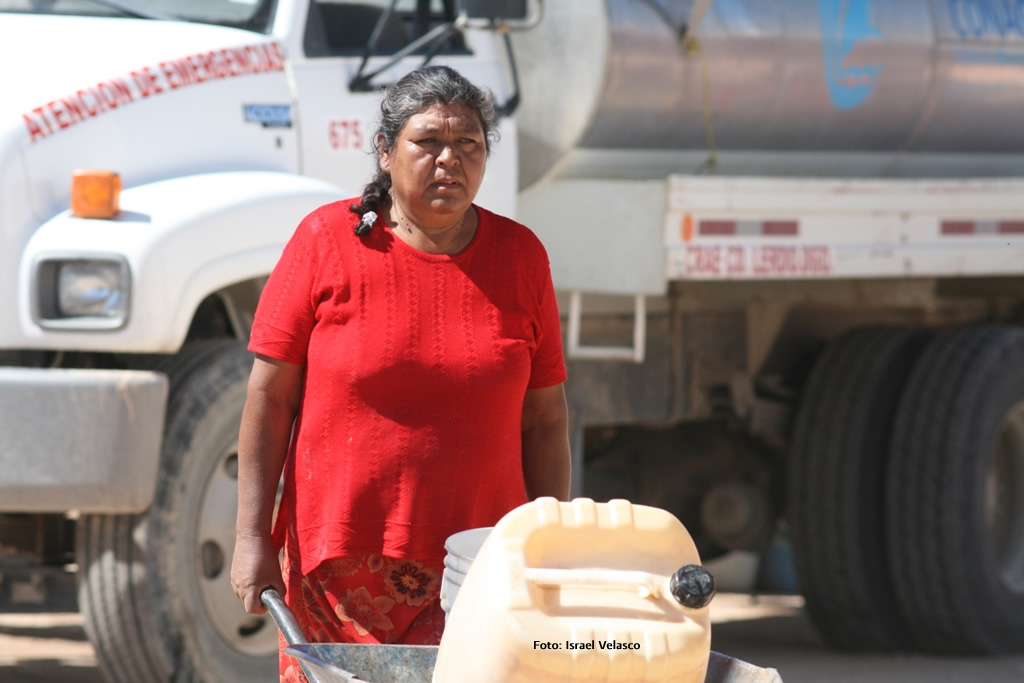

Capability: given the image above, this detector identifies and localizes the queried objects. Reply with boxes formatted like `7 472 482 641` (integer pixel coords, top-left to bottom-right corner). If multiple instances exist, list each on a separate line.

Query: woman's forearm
232 357 301 613
521 384 571 501
236 392 293 536
236 357 303 537
522 421 571 501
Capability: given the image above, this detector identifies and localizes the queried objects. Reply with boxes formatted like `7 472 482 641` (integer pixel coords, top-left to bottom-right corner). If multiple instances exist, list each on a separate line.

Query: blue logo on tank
820 0 883 110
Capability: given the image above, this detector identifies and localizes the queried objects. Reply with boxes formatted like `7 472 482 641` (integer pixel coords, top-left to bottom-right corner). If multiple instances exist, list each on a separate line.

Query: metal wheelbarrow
262 589 783 683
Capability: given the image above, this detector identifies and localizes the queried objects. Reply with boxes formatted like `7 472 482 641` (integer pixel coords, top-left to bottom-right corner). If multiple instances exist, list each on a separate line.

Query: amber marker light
71 169 121 219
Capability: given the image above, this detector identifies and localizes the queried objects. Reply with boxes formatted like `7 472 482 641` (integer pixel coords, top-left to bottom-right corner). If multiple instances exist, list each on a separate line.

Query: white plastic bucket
440 527 492 619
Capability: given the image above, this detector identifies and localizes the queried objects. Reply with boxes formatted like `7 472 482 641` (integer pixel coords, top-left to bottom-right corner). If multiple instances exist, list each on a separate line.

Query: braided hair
351 65 500 236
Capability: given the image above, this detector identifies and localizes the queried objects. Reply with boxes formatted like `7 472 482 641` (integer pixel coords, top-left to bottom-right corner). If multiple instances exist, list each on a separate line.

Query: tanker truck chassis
2 1 1024 681
511 0 1024 658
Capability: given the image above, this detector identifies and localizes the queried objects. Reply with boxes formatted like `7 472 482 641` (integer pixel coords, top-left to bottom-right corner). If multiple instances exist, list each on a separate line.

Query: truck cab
0 1 525 681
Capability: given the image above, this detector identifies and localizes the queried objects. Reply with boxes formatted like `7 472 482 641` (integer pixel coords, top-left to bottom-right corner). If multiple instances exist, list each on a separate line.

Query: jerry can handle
522 564 715 608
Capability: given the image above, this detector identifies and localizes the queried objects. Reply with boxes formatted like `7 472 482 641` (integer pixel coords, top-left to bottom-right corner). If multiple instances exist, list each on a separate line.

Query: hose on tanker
683 36 718 171
639 0 719 170
683 0 716 44
688 0 718 169
683 0 718 170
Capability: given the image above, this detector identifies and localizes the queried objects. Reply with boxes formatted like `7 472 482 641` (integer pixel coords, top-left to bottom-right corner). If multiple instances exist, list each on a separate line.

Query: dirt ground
0 610 100 683
3 593 1024 682
710 594 1024 682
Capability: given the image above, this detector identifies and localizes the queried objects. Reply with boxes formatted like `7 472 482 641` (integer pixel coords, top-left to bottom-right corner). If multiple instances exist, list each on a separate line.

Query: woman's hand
231 532 284 615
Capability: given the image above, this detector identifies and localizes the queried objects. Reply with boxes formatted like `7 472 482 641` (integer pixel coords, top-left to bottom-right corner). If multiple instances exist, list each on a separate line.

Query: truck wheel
887 326 1024 654
788 327 931 651
78 341 277 682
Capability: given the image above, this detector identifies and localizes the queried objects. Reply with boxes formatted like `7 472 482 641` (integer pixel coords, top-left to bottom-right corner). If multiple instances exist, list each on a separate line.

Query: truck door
290 0 472 195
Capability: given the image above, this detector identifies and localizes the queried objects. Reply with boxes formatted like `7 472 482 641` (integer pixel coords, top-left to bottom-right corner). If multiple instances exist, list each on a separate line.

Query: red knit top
249 200 567 574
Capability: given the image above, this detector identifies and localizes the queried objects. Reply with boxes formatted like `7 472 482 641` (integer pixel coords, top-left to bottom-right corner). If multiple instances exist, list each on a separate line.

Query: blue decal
949 0 1024 39
243 104 293 128
820 0 884 110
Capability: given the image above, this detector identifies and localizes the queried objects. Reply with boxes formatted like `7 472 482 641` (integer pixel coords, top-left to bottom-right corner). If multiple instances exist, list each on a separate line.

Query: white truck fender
20 170 346 352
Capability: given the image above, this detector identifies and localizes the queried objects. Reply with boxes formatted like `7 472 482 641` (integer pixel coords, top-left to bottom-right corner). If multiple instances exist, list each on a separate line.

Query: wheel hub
196 450 279 657
987 403 1024 594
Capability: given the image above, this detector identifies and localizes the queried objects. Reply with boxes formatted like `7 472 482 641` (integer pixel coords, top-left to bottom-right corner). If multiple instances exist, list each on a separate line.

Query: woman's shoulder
297 198 360 237
478 206 548 259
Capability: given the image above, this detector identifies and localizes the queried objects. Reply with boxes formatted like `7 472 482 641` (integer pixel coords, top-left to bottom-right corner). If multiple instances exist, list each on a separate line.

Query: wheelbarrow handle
260 587 308 646
260 589 331 683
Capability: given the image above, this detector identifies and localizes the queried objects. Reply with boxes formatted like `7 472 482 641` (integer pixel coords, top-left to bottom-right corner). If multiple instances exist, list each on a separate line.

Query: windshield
0 0 277 32
306 0 466 57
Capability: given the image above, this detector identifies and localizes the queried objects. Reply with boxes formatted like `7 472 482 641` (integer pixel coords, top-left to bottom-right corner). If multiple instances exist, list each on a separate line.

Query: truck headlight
59 262 125 316
35 257 130 330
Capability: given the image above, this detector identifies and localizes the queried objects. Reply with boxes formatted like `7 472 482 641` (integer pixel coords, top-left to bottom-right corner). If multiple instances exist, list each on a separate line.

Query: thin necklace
392 204 474 254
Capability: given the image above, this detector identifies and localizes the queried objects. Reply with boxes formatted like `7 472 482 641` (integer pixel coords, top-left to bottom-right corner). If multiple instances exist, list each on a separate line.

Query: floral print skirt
278 543 445 683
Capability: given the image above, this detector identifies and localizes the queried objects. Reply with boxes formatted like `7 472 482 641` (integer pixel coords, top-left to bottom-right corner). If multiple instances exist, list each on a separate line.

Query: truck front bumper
0 367 167 513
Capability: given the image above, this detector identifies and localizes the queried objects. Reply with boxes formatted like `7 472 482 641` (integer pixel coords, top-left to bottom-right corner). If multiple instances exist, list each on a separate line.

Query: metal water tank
512 0 1024 188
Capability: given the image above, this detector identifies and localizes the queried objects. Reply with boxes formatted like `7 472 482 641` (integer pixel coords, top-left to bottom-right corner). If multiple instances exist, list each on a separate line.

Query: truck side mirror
454 0 541 28
456 0 527 21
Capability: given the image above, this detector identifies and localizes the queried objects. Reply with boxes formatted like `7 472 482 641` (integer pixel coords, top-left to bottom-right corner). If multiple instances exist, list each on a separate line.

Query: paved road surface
3 594 1024 682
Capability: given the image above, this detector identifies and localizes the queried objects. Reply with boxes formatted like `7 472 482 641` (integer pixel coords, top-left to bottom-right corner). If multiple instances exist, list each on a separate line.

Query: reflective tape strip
762 221 799 235
698 220 798 236
942 220 1024 235
700 220 737 235
941 221 975 235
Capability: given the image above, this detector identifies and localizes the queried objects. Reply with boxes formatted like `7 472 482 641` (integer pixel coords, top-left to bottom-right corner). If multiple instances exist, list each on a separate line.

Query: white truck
1 0 1023 680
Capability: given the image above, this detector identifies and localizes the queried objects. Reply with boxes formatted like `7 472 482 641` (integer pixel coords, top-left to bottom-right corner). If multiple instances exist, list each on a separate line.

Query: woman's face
380 102 487 225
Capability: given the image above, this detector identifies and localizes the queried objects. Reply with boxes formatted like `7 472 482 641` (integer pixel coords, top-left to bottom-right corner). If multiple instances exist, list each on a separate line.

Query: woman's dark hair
350 65 500 235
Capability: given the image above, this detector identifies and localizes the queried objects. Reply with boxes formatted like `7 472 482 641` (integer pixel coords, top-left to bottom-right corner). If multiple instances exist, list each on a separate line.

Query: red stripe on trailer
941 221 974 235
698 220 800 236
999 221 1024 234
763 221 799 236
699 221 737 235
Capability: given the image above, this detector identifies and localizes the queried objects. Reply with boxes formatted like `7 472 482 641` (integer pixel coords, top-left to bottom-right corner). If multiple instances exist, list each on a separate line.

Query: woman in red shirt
229 65 570 681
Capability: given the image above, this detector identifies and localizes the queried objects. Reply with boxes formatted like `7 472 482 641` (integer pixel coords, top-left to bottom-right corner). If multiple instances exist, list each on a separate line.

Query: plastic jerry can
433 498 714 682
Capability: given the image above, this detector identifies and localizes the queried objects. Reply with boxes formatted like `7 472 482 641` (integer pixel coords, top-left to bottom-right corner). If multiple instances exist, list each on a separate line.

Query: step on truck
2 0 1024 681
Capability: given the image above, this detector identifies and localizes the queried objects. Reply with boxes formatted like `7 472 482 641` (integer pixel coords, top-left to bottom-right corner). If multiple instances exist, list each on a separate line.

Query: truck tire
788 326 931 651
887 326 1024 654
78 341 277 683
